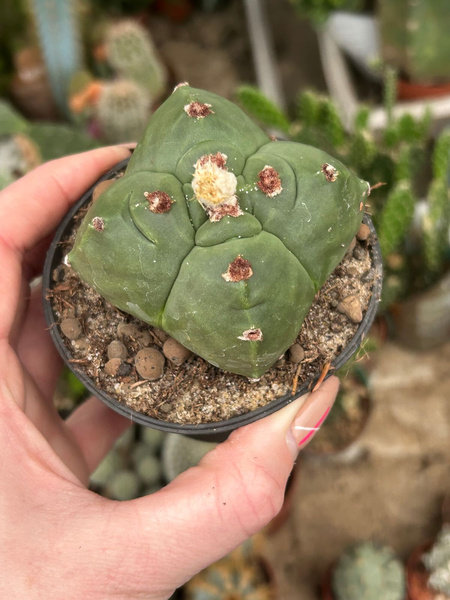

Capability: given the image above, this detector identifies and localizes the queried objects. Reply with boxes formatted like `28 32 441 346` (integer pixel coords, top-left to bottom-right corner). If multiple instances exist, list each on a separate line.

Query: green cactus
422 525 450 596
96 79 150 144
331 541 406 600
423 130 450 273
379 0 450 85
69 85 368 378
105 20 167 103
162 434 217 482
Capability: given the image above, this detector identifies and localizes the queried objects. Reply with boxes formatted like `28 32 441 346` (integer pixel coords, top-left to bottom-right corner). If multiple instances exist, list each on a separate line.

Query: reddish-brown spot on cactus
238 328 263 342
222 255 253 282
144 191 174 213
198 152 227 170
206 198 243 222
92 217 105 231
257 165 282 197
322 163 339 182
184 101 214 118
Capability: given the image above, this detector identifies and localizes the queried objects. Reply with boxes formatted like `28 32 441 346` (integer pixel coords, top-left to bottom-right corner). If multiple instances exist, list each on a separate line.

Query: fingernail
286 377 339 457
119 142 137 150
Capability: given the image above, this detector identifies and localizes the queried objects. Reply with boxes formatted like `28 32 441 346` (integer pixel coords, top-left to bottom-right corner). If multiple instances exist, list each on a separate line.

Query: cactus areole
69 85 370 379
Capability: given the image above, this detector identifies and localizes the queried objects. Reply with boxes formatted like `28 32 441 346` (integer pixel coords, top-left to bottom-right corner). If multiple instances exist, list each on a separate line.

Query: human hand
0 147 339 599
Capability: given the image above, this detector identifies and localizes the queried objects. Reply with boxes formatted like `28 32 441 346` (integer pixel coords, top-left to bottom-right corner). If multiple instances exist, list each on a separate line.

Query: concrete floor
266 340 450 599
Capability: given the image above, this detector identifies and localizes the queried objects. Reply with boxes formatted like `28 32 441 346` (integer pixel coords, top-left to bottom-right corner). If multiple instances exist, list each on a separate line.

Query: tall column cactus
69 85 369 378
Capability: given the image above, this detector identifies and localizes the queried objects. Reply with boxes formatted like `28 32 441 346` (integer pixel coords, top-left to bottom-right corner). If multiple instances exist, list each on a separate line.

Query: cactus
105 20 167 103
96 79 150 144
162 434 217 482
331 541 406 600
69 85 368 378
379 0 450 85
30 0 83 115
422 525 450 596
184 539 272 600
423 130 450 273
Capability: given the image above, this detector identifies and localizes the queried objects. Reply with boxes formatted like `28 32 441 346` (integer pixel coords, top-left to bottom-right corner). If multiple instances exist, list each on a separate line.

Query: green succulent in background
69 85 368 378
422 525 450 597
0 99 99 180
162 434 217 482
331 541 406 600
237 80 450 310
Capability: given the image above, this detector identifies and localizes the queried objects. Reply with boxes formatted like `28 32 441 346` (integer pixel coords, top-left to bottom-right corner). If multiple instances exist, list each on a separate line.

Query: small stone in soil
289 343 305 363
337 295 363 324
60 318 82 340
353 245 366 261
105 358 123 377
117 323 151 347
153 328 169 343
356 223 370 241
107 340 128 360
135 348 165 380
163 337 192 366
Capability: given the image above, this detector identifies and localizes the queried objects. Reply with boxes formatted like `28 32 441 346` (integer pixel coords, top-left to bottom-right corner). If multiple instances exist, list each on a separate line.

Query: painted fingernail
286 378 338 456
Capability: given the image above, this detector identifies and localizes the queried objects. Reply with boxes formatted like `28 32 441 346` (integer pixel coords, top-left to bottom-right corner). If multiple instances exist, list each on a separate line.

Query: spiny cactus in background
331 541 406 600
289 0 366 25
69 85 368 378
379 0 450 85
423 130 450 273
184 537 272 600
96 79 150 143
30 0 83 116
162 434 217 482
105 20 167 103
422 525 450 597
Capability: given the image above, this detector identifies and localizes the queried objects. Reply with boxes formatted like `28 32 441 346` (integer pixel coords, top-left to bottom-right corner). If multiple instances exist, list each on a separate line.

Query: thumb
115 376 339 597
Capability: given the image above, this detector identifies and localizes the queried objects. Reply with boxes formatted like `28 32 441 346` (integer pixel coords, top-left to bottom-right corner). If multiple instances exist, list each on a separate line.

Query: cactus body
105 20 167 102
69 86 368 379
422 525 450 596
379 0 450 85
331 541 406 600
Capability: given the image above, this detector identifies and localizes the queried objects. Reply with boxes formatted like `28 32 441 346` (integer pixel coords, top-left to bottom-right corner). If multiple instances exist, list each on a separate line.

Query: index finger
0 145 132 257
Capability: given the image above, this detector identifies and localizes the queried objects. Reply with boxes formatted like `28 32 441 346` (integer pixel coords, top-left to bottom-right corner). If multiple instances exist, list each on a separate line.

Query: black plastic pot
43 158 383 442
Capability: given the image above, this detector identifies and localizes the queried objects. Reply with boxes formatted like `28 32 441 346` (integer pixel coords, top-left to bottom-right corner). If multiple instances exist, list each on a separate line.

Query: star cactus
69 84 369 378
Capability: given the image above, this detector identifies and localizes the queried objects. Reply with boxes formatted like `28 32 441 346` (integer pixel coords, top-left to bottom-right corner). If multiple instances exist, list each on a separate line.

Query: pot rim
43 157 383 441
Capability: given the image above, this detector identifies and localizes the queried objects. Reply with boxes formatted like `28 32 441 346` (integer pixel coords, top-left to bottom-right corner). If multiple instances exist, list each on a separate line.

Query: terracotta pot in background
406 542 436 600
398 78 450 102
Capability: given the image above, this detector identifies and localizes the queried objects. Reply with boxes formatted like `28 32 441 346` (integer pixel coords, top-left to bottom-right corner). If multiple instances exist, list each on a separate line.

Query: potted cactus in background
183 535 275 600
322 541 407 600
43 83 381 438
378 0 450 101
407 525 450 600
